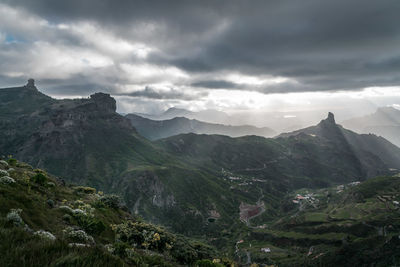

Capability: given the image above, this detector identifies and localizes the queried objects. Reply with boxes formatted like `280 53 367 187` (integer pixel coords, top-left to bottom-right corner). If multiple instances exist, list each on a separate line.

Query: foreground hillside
0 158 231 267
1 157 400 266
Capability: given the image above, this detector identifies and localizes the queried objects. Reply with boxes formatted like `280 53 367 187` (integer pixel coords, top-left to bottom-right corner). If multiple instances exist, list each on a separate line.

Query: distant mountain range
136 107 231 124
125 113 276 140
342 107 400 147
2 81 400 242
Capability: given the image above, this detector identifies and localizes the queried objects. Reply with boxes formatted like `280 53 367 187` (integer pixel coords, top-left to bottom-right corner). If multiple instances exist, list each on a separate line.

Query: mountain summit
326 111 335 124
25 78 37 90
90 92 116 112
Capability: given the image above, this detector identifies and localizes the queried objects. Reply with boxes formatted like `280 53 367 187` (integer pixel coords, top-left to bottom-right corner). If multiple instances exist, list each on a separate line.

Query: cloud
117 86 208 101
0 0 400 113
191 80 238 89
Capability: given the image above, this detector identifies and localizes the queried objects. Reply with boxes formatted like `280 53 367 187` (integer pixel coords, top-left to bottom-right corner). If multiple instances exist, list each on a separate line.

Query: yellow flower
213 259 221 263
153 232 160 241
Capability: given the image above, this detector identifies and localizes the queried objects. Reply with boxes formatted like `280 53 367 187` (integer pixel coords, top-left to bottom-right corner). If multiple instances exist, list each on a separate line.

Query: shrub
7 158 17 166
112 221 174 252
31 173 47 185
63 227 95 244
75 215 106 235
104 244 115 254
0 169 9 177
68 243 91 248
47 199 55 208
59 205 74 214
63 214 72 223
47 182 56 188
0 159 9 168
74 186 96 194
73 208 87 216
0 176 15 185
99 194 123 209
34 230 56 241
6 209 24 227
195 259 224 267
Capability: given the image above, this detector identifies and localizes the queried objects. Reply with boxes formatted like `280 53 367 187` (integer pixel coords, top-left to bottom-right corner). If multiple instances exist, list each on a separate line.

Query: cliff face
0 81 141 185
90 92 116 112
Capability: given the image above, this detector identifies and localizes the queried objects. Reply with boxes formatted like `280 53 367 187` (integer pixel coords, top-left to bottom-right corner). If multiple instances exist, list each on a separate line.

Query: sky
0 0 400 122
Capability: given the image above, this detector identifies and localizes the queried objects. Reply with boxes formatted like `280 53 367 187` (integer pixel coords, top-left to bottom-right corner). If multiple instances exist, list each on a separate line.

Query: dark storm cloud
1 0 400 95
191 80 237 89
117 86 208 101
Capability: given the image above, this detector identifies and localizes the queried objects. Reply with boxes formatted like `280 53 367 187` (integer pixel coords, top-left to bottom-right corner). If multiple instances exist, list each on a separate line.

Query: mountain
125 113 276 140
136 107 231 124
279 112 400 177
342 107 400 147
0 80 165 187
159 113 400 187
0 81 248 239
3 82 400 265
2 81 400 247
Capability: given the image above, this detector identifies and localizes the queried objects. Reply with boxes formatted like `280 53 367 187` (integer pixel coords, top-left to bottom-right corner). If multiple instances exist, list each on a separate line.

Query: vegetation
0 159 232 266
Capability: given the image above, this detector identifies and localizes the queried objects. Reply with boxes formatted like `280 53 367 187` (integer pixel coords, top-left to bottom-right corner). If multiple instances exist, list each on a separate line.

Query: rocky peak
90 92 116 112
326 112 335 124
319 112 336 125
24 78 38 91
316 112 339 134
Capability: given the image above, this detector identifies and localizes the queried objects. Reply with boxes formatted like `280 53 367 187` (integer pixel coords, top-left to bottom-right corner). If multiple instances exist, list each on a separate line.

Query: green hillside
233 176 400 266
0 158 232 267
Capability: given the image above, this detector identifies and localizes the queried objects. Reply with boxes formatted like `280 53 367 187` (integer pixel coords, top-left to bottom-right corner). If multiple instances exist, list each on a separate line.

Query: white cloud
119 63 188 84
66 22 156 59
224 73 294 86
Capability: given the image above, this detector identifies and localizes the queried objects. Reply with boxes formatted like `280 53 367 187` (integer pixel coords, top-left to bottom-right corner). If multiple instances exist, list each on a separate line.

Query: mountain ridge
125 113 276 140
342 107 400 147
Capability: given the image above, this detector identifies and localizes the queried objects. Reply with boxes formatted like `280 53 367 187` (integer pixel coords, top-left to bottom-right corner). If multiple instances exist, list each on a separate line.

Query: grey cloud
117 86 208 101
191 80 237 89
1 0 400 96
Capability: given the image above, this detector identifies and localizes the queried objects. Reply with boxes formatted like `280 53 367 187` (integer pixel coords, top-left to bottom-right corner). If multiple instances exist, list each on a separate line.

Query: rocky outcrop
90 92 116 112
24 78 38 91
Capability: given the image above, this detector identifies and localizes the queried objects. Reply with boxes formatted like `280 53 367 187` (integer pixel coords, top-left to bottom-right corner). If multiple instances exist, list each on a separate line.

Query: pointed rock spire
25 78 38 91
327 112 335 124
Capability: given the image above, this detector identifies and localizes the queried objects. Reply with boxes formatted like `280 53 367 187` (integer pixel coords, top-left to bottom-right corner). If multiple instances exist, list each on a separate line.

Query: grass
0 160 230 267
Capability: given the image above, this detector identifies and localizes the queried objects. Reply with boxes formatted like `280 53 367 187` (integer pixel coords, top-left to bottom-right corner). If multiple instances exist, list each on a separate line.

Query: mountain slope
0 81 166 187
0 158 226 266
0 82 248 239
125 113 276 140
342 107 400 147
279 112 400 177
159 113 400 188
237 175 400 266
